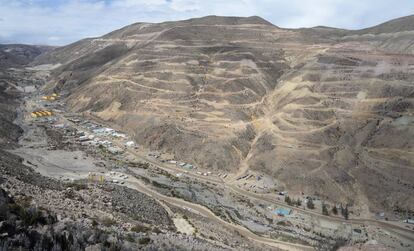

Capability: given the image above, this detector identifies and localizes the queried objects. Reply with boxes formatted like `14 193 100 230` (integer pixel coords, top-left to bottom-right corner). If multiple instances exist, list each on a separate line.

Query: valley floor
1 68 413 250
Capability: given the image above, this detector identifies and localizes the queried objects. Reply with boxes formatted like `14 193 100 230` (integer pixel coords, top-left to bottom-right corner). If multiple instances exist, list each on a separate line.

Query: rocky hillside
0 44 51 68
36 15 414 213
0 44 49 147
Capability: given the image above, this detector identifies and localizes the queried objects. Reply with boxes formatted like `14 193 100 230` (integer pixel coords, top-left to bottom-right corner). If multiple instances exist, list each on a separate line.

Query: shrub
341 205 349 220
307 198 315 209
322 202 329 216
131 224 150 233
66 182 88 191
126 234 135 243
10 204 44 226
102 217 116 227
285 196 292 205
21 207 43 226
138 237 151 245
152 227 162 234
332 206 338 215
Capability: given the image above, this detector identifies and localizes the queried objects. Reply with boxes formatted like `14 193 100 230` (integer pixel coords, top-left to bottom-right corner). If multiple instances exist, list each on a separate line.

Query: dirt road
123 176 314 251
26 97 414 248
17 98 313 251
113 140 414 243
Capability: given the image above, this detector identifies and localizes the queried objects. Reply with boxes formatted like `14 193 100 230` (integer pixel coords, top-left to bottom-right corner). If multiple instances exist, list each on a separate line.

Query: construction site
2 76 409 250
1 13 414 251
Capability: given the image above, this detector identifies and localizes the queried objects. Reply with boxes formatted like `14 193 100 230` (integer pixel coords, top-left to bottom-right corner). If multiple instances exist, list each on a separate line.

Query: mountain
35 15 414 213
0 44 53 146
0 44 52 68
356 14 414 34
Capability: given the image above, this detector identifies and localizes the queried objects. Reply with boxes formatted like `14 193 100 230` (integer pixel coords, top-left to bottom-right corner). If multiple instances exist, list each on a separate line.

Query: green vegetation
306 198 315 209
332 205 338 215
237 197 255 208
285 195 293 205
341 205 349 220
138 237 151 245
270 232 311 245
284 196 302 207
152 227 162 234
131 224 150 233
151 180 171 189
66 182 88 191
102 217 117 227
322 202 329 216
126 234 135 243
138 175 151 184
12 204 43 226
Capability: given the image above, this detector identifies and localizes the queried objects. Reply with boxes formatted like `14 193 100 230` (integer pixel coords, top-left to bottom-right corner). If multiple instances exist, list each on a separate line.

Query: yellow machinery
88 173 105 184
30 110 53 118
41 93 59 101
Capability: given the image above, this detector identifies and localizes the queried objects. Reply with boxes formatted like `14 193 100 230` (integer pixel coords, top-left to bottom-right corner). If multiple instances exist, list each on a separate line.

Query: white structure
93 127 115 135
125 141 135 147
107 146 123 154
112 132 127 138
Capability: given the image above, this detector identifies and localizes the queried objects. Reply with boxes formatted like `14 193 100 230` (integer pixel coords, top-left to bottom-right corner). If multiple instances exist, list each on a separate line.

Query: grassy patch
131 224 150 233
138 237 151 245
102 217 117 227
66 182 88 191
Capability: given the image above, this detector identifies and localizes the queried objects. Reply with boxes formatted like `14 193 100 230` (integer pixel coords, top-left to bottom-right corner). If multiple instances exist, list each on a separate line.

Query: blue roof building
273 208 292 217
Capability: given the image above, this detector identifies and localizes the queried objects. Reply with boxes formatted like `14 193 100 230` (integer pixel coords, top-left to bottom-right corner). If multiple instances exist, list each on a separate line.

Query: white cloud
48 36 61 41
0 0 413 45
113 0 167 8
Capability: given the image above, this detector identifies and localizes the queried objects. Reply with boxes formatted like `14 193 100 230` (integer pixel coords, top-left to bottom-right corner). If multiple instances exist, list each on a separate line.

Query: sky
0 0 413 46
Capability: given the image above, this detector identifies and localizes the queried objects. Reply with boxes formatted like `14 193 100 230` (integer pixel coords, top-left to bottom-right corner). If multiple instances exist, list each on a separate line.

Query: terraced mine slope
36 15 414 213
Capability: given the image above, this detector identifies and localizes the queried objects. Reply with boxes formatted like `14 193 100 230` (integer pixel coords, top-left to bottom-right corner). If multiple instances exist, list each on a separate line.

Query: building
404 219 414 224
53 123 66 129
183 164 193 169
99 140 112 146
125 141 135 147
93 127 115 135
79 135 91 142
112 132 127 138
107 146 123 154
273 208 292 217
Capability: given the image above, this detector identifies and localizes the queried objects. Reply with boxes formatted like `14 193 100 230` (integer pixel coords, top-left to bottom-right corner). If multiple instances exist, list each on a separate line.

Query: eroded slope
38 15 414 213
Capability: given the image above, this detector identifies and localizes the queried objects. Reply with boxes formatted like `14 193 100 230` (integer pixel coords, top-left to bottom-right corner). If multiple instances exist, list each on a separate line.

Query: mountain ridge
31 14 414 214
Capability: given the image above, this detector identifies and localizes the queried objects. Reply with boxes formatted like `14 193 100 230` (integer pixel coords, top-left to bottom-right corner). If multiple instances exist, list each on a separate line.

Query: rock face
37 15 414 212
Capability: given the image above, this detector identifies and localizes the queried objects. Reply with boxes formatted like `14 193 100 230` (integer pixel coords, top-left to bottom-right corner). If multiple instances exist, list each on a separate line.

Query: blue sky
1 0 413 46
